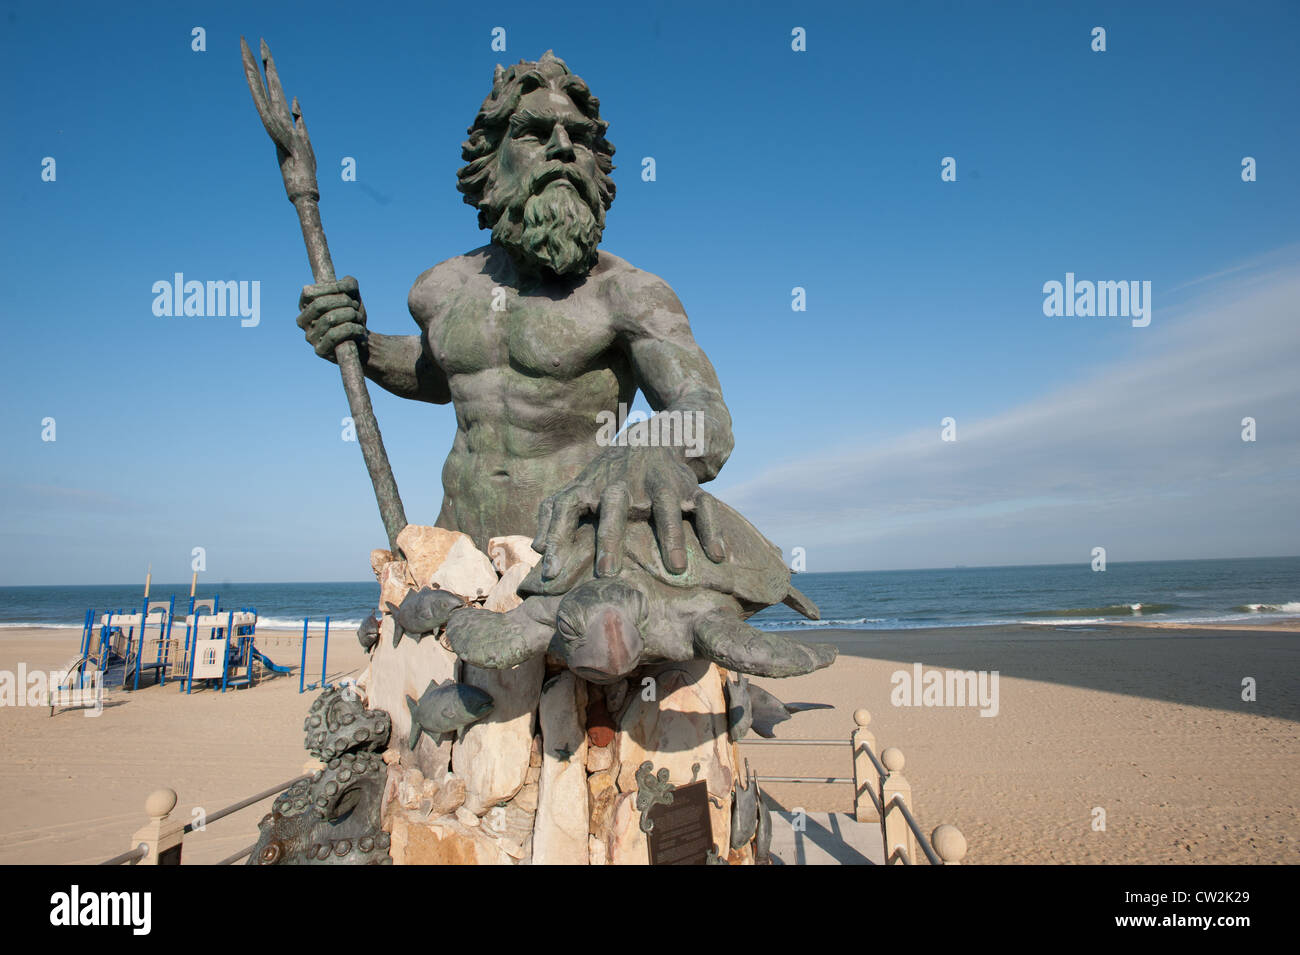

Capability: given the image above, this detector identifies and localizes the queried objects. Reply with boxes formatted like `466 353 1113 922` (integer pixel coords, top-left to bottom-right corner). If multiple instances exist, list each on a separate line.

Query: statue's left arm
618 276 734 482
533 271 736 581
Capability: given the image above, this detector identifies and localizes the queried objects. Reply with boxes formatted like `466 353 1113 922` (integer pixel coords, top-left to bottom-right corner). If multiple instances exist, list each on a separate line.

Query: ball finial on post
135 788 184 865
145 788 177 820
881 746 905 774
931 824 967 864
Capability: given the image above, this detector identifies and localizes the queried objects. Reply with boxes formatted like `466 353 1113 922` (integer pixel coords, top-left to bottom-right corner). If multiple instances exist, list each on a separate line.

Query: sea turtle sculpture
439 499 836 682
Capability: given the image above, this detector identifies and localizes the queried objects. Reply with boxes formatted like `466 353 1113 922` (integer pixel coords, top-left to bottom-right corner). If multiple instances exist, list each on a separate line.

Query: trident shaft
240 37 407 555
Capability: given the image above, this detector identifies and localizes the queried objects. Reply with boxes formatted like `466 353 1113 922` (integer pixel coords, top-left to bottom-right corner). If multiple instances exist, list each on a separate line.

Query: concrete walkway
768 809 885 865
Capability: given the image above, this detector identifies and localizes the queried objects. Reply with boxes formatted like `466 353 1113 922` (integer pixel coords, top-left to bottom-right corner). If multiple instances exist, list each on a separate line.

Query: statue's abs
427 286 630 548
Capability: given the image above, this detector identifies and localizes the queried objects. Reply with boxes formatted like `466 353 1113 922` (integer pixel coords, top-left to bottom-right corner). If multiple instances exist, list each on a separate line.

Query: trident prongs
241 36 320 206
240 36 295 152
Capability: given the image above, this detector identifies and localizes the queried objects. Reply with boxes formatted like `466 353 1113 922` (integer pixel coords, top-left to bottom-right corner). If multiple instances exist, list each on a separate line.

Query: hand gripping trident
241 37 407 554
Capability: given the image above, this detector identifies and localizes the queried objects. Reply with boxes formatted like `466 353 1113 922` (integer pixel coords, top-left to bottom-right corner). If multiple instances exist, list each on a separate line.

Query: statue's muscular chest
425 282 617 380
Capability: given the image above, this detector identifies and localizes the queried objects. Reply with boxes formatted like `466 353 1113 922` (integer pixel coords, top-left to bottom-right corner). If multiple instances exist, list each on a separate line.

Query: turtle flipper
692 610 836 678
444 597 558 669
782 584 820 621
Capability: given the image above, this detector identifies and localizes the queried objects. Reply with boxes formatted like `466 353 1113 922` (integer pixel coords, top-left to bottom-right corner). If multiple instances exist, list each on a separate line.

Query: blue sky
2 0 1297 584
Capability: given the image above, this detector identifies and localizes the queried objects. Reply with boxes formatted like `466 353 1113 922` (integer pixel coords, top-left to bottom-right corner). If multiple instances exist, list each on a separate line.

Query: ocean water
749 556 1300 631
0 557 1296 633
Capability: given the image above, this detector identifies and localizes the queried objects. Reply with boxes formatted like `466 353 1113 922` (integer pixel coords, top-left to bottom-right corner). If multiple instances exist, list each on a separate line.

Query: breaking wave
1233 601 1300 614
1023 603 1178 618
752 616 888 631
255 616 363 631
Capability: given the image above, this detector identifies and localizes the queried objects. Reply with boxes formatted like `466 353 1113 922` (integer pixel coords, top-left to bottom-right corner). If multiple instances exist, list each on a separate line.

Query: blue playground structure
77 596 179 691
77 595 291 695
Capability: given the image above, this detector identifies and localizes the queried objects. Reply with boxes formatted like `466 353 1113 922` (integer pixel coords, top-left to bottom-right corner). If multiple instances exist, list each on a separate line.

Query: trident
240 37 407 555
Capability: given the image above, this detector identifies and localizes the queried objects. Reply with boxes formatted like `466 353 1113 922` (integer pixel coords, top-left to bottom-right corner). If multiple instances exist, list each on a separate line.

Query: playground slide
251 648 293 675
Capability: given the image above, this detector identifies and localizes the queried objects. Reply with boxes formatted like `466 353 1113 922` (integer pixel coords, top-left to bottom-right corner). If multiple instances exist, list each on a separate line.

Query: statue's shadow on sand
826 625 1300 723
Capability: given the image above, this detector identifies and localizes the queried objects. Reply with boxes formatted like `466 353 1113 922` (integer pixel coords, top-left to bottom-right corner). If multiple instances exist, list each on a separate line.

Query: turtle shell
520 498 817 619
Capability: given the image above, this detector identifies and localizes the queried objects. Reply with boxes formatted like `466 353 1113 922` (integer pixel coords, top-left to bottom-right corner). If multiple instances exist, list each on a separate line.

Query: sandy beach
0 627 369 865
756 621 1299 865
0 621 1296 865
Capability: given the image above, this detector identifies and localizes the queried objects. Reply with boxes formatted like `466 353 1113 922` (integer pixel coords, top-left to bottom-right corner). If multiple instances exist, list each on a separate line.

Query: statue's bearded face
480 88 607 280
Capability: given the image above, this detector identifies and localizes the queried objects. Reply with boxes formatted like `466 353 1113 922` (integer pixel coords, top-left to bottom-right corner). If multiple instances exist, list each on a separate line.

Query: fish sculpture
356 613 381 651
386 587 466 647
404 678 494 748
725 672 833 740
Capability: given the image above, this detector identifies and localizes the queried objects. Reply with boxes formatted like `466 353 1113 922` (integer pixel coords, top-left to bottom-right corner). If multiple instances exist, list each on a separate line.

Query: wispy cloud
6 483 135 511
716 254 1300 571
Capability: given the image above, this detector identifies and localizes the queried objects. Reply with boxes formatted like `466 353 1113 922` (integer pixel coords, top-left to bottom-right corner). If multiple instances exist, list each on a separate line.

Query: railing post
851 709 879 823
931 824 968 865
881 747 917 865
131 788 184 865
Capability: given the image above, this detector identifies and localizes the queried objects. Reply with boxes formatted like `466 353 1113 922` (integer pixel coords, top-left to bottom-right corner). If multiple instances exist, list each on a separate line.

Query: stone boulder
361 615 459 778
483 560 533 613
454 656 545 815
616 660 736 855
397 524 498 600
370 548 394 582
606 791 649 865
388 810 516 865
487 535 541 574
532 672 590 864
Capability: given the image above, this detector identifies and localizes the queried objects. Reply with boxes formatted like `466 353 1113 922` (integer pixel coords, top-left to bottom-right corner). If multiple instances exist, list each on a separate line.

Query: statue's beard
489 177 604 280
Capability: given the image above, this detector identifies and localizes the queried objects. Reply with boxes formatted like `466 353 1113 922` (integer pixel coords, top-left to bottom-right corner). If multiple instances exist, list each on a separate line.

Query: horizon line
2 553 1297 590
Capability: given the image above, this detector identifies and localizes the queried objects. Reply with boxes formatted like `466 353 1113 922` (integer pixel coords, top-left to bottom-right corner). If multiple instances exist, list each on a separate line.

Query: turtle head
555 578 648 684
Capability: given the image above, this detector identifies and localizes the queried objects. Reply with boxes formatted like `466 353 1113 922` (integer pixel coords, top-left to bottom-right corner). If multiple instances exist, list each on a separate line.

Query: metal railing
740 737 855 786
101 711 969 866
98 845 147 866
738 708 968 865
99 774 309 865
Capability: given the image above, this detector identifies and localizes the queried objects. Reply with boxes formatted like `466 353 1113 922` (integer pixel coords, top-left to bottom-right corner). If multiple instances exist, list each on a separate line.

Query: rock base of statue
355 525 765 865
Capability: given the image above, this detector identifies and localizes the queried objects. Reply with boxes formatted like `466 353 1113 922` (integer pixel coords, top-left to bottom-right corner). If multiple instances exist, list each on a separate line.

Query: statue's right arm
297 275 450 405
360 332 451 405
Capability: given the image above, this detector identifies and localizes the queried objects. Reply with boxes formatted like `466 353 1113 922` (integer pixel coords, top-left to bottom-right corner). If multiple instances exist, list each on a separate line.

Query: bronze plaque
646 781 714 865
